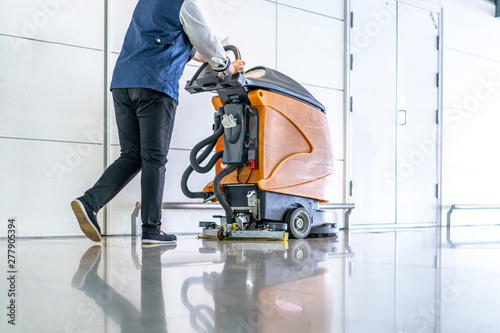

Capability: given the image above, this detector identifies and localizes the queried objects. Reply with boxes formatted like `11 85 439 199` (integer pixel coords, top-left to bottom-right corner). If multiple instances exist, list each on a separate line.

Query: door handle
398 110 407 126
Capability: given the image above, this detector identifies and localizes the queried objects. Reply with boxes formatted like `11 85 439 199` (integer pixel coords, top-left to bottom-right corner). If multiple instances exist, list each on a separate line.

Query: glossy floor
1 226 500 333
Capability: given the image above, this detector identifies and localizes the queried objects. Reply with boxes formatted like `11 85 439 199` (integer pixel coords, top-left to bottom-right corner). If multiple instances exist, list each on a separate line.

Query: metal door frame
344 0 353 229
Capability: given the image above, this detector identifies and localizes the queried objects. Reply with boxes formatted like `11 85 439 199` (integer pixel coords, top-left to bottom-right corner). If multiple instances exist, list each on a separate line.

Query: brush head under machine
181 45 335 240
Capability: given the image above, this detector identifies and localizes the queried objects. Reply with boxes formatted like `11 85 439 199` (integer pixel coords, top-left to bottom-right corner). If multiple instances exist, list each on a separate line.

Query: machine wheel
268 222 287 231
217 229 225 240
199 221 216 229
285 207 312 239
288 239 312 266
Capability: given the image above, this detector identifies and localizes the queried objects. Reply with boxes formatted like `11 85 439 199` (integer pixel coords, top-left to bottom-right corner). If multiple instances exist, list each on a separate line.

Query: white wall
0 0 346 237
0 0 106 238
441 0 500 225
346 0 500 227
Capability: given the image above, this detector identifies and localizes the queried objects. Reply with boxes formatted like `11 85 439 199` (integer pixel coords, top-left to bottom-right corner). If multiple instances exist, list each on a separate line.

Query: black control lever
185 45 244 94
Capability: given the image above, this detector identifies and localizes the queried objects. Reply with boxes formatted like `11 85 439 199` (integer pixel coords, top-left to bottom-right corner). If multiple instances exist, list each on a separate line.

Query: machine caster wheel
285 207 312 239
217 229 225 240
268 222 287 231
199 221 216 229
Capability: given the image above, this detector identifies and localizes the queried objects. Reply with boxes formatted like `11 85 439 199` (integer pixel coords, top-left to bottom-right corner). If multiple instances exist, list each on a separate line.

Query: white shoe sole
141 239 177 245
71 200 102 242
141 242 177 247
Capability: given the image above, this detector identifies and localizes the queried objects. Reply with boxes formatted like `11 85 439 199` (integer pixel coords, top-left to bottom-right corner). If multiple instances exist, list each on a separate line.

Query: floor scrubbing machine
181 46 335 240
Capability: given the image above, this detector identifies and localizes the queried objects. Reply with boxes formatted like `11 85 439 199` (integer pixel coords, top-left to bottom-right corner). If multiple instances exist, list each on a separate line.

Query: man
71 0 245 244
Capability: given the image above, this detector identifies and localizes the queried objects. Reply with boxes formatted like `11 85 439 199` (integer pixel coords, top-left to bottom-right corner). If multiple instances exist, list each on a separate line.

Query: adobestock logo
212 0 244 20
408 278 466 332
385 74 500 189
351 1 397 55
9 0 74 52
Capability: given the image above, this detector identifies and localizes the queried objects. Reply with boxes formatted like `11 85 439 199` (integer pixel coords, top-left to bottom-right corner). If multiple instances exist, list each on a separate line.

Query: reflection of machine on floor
181 45 337 240
181 239 337 333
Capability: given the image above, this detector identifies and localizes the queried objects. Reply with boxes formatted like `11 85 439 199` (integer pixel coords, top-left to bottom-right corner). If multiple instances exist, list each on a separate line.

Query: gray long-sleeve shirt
180 0 229 70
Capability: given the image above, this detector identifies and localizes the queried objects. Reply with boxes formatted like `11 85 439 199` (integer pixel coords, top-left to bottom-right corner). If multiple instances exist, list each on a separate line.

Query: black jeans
82 88 177 235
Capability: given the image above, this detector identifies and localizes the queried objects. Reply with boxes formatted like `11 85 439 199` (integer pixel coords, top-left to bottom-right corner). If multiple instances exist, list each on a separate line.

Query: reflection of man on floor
72 245 174 332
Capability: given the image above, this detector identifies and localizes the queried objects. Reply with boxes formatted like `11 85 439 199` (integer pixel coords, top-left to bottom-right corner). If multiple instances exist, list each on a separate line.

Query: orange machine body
206 89 334 202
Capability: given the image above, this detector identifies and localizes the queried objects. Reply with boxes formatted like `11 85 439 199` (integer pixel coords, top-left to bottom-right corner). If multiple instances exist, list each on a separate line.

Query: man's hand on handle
192 52 245 75
227 60 246 75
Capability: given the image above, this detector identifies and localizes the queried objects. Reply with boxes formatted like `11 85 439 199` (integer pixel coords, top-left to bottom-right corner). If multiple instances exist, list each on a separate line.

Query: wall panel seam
444 46 500 64
0 33 103 52
276 3 344 21
443 106 500 117
302 83 344 92
0 136 102 145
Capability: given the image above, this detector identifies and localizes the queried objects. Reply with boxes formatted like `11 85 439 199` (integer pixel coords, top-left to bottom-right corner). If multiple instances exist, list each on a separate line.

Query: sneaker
71 198 102 242
71 245 102 289
142 231 177 245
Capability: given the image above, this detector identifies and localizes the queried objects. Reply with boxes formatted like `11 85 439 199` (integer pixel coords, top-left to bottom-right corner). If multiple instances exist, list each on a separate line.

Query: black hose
181 151 223 199
181 116 225 199
190 125 224 173
213 164 238 224
180 277 215 333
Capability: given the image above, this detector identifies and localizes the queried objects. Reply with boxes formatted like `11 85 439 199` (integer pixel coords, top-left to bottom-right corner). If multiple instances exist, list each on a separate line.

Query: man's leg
127 88 177 239
72 89 142 241
81 88 142 213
